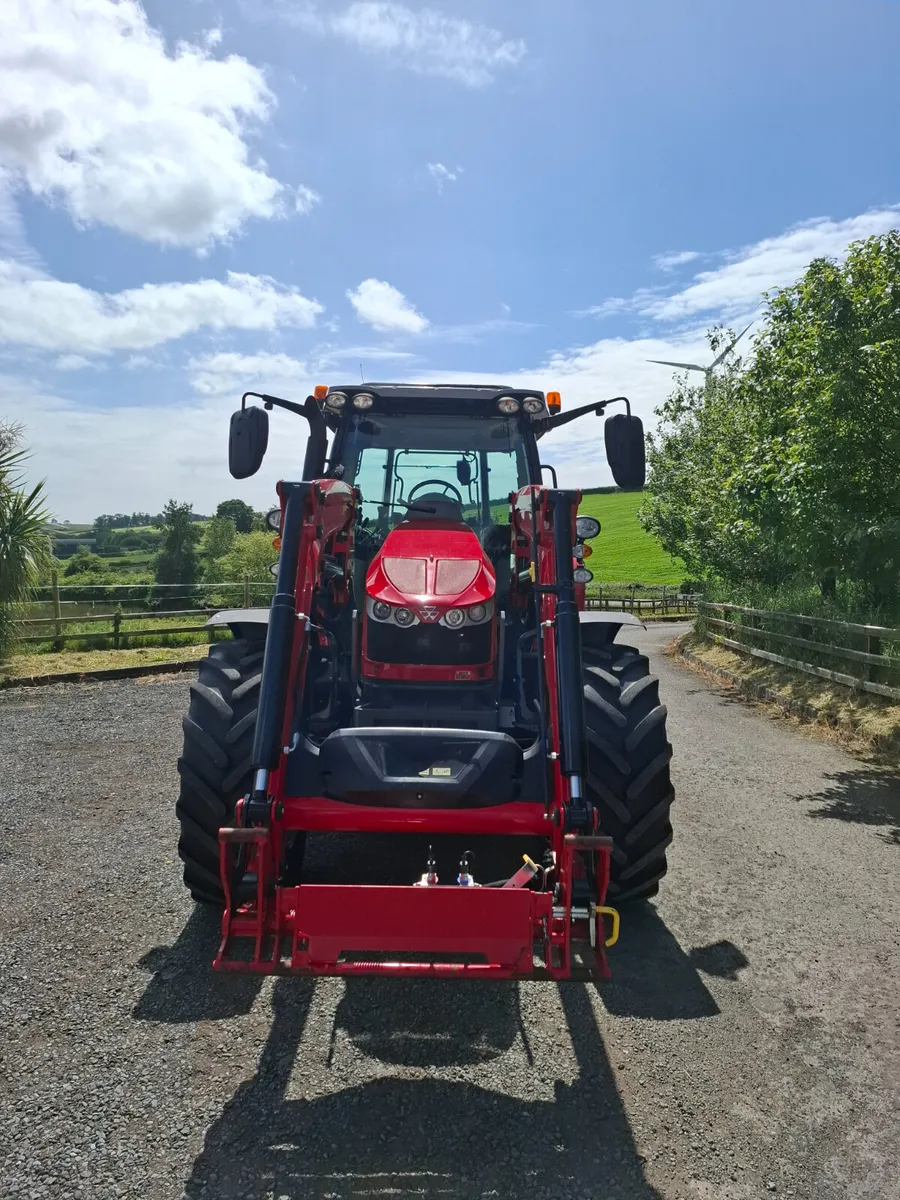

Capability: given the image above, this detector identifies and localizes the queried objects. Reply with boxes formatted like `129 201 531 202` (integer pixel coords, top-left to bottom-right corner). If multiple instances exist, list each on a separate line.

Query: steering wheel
407 479 464 506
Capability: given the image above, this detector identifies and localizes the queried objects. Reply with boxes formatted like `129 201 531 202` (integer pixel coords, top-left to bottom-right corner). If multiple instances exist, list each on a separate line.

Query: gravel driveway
1 624 898 1199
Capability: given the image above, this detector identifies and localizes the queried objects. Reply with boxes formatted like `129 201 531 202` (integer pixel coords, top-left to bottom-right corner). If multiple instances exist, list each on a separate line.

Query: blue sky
1 0 899 519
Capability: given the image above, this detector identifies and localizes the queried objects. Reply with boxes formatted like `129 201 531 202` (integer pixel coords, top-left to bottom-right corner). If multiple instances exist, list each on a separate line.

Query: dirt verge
672 629 900 760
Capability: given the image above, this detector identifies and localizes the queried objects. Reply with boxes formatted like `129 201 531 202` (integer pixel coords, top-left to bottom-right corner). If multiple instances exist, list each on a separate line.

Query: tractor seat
318 726 522 808
408 493 464 521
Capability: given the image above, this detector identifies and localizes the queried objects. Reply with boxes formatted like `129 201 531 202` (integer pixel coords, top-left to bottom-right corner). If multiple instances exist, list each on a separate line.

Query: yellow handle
597 906 620 948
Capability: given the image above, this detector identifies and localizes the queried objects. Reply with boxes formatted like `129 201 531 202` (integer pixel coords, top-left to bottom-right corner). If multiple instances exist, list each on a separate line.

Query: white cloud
645 207 900 321
188 351 314 397
0 0 301 247
347 278 429 334
574 297 631 320
54 354 91 370
653 250 700 271
294 184 321 214
427 162 458 191
0 260 322 353
286 2 526 86
11 374 310 521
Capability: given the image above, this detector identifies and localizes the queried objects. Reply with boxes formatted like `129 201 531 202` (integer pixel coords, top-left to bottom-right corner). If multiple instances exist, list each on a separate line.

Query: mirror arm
242 391 309 418
241 392 328 480
534 395 630 434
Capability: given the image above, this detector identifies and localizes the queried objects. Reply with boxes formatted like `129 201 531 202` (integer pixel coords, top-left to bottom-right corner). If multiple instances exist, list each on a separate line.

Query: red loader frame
214 473 620 980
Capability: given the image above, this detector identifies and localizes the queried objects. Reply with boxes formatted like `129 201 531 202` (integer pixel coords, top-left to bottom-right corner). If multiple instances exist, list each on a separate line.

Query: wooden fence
698 601 900 701
586 591 700 616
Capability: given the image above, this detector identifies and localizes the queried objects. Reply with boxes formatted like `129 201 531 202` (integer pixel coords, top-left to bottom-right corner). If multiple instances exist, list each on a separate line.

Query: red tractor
176 384 673 979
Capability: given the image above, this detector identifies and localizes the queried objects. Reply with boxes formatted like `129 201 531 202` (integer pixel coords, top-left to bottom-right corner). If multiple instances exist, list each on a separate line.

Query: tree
155 500 202 592
0 422 53 660
215 531 278 584
641 232 900 610
63 546 105 576
216 498 256 534
202 515 237 561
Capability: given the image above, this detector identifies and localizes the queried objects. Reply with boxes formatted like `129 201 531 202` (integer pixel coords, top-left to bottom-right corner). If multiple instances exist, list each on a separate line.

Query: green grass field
578 491 686 586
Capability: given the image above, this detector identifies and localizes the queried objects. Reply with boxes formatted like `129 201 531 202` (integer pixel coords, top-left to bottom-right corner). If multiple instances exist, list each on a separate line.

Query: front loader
176 384 674 979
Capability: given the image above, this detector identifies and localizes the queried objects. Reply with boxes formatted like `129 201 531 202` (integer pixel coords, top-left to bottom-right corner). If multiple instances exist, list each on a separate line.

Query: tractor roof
327 383 545 402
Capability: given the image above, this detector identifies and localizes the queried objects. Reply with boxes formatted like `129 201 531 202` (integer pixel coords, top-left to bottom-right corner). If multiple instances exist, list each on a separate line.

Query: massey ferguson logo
418 606 440 623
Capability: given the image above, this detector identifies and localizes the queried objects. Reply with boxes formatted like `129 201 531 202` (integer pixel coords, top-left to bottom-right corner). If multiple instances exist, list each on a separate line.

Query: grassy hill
577 490 686 586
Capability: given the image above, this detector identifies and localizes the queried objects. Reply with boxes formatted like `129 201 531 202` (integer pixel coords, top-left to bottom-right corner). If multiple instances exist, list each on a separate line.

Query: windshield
339 413 532 530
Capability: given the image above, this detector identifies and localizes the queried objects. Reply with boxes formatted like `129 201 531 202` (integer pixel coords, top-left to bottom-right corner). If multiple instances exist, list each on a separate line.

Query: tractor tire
176 637 265 904
582 642 674 902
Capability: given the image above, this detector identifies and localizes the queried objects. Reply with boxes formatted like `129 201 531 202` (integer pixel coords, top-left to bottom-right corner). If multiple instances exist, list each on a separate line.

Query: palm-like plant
0 422 53 662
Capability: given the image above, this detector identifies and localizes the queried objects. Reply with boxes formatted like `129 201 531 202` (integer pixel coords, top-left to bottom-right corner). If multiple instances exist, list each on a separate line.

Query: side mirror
604 413 646 490
229 406 269 479
456 458 472 486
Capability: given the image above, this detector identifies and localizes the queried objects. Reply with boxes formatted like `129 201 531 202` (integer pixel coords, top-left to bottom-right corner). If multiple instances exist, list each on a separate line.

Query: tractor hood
365 521 495 609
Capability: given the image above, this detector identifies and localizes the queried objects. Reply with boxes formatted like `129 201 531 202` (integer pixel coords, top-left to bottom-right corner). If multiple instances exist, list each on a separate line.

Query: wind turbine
648 321 753 395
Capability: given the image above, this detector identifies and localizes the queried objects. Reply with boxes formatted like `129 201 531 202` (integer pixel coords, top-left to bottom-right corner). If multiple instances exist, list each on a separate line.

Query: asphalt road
1 623 898 1200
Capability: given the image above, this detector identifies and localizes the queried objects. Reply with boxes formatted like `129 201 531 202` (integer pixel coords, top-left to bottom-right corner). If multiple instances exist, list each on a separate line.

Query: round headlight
395 607 416 627
268 561 279 577
497 396 520 415
372 600 391 621
572 543 585 561
575 516 601 540
325 390 347 409
265 507 281 531
522 396 543 414
467 604 487 623
353 392 374 409
444 608 465 628
573 567 594 585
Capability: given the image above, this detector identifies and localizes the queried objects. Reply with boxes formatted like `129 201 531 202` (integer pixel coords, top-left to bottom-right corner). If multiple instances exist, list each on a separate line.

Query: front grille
367 620 492 666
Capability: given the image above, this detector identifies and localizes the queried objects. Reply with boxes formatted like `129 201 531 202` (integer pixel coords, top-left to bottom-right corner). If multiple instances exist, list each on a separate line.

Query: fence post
866 634 881 685
113 610 122 651
51 569 62 648
243 574 250 608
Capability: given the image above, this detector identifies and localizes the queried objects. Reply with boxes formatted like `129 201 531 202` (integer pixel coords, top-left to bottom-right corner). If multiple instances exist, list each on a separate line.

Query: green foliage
154 500 202 590
0 423 53 659
63 546 105 576
206 531 277 586
641 231 900 618
216 498 256 534
576 491 685 585
202 515 237 561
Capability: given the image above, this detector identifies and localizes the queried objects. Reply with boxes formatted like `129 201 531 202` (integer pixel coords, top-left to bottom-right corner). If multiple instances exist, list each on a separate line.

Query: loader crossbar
215 824 616 981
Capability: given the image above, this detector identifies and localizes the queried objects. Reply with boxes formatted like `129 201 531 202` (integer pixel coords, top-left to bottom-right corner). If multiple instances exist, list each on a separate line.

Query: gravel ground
1 626 898 1199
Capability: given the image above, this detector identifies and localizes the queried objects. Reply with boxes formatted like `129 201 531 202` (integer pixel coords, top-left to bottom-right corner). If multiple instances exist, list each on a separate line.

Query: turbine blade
711 321 753 368
647 359 707 372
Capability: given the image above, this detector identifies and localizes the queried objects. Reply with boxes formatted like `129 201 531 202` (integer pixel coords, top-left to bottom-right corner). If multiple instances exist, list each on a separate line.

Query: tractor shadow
599 901 725 1019
796 767 900 846
133 904 263 1023
183 977 665 1200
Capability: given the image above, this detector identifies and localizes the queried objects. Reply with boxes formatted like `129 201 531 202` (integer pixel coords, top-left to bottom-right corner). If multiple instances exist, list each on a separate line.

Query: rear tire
582 642 674 902
176 637 264 904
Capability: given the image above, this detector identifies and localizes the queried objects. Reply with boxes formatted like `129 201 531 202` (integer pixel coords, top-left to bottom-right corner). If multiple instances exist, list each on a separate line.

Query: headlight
444 608 465 628
372 600 392 621
268 561 279 577
497 396 520 414
325 390 347 410
573 544 585 561
265 507 281 531
522 396 543 414
573 567 594 584
395 607 416 627
467 604 486 623
575 515 601 540
353 392 374 409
